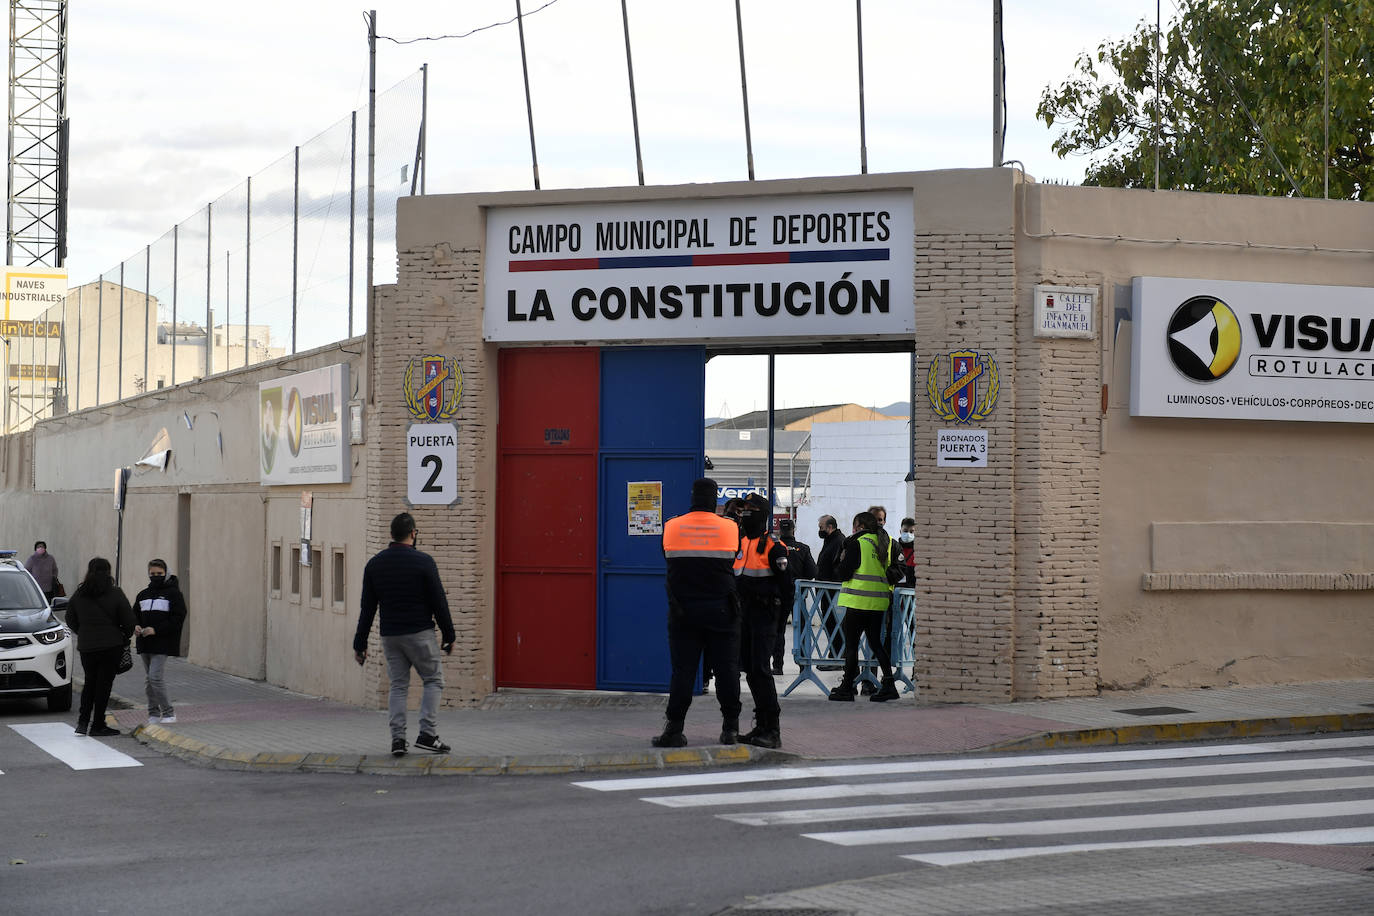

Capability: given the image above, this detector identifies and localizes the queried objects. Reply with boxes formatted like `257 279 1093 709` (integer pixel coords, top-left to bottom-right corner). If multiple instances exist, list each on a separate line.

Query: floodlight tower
7 0 67 267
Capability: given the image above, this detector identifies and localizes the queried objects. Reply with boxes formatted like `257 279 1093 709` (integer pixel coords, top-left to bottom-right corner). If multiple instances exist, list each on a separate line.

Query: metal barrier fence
2 70 425 433
785 579 918 698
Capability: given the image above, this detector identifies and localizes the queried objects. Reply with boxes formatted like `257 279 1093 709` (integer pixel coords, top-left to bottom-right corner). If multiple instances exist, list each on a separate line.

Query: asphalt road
4 697 1373 916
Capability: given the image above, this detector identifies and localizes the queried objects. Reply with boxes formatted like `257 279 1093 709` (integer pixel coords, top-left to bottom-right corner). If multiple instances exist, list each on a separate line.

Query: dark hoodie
133 574 188 656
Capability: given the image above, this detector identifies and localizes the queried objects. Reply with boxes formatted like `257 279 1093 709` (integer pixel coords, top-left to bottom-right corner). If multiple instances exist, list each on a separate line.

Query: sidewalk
91 659 1374 777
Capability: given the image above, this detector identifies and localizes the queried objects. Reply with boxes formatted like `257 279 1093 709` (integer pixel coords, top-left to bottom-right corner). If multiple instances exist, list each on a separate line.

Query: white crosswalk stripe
574 737 1374 866
7 722 143 770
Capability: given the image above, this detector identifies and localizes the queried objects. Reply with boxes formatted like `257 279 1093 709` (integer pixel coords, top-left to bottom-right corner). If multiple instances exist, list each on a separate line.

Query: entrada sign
484 190 914 343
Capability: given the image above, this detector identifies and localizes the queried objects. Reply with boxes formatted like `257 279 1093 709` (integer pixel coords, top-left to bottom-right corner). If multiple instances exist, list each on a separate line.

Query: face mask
899 532 914 543
149 574 166 587
817 530 828 541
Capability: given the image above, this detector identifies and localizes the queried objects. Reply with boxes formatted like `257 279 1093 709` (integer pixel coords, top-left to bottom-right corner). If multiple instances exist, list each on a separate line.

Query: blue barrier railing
784 580 918 698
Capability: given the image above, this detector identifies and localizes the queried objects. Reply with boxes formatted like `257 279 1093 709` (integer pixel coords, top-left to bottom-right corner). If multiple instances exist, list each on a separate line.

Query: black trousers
770 595 789 667
841 609 893 684
78 647 122 726
739 595 780 719
666 605 741 724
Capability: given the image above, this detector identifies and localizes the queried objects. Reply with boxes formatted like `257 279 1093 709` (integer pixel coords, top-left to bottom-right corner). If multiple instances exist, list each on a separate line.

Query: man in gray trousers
353 512 456 757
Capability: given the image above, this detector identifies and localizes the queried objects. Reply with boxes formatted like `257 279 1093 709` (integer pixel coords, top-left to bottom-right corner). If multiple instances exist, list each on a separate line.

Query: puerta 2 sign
1132 277 1374 423
484 190 914 343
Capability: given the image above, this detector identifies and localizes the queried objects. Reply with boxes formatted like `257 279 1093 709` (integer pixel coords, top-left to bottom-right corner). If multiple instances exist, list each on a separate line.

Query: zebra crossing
574 735 1374 866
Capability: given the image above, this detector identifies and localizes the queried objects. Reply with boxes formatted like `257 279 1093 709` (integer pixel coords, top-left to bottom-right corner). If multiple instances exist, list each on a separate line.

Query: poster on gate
627 481 663 536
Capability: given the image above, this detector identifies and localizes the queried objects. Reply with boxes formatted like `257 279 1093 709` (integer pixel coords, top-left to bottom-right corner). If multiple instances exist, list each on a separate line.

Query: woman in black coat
64 557 136 736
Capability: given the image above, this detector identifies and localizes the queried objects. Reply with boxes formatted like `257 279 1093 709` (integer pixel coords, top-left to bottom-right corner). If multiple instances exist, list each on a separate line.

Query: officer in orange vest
654 477 743 748
733 492 789 749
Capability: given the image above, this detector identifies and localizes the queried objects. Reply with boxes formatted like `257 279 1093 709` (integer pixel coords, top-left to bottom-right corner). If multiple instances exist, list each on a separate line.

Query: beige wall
1022 182 1374 691
0 339 371 701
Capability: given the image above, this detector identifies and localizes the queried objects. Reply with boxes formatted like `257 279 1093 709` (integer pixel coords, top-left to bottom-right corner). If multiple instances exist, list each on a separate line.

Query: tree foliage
1037 0 1374 198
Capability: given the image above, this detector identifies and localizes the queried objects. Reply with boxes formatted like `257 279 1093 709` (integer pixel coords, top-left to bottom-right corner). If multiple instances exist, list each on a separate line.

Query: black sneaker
88 724 120 737
391 738 407 757
414 733 451 753
74 722 88 736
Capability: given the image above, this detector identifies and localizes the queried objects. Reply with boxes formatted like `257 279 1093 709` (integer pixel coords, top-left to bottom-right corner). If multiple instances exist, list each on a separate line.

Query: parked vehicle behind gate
0 549 73 711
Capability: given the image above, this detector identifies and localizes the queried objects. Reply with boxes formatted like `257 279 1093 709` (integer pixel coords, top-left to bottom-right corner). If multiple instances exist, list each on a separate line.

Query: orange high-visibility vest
663 511 740 561
733 535 776 577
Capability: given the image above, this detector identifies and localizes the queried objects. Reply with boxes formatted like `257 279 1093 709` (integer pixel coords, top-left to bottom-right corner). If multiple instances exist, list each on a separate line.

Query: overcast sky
67 1 1156 414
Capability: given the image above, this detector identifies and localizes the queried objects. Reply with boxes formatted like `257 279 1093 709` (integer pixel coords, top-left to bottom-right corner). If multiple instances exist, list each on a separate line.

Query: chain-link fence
3 69 423 431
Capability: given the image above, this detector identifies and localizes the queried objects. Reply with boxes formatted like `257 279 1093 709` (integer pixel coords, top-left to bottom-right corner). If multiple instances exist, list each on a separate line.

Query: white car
0 549 73 712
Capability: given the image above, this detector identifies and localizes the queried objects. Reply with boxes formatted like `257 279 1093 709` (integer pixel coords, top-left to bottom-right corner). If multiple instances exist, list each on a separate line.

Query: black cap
743 492 769 511
691 477 718 507
778 518 795 533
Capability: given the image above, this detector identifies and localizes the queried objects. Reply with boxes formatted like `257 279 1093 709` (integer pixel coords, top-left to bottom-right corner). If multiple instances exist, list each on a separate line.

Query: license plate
0 661 15 675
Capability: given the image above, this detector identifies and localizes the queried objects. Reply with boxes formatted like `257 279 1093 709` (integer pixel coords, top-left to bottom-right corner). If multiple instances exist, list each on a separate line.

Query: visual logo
926 350 1000 424
260 387 282 474
284 388 304 457
404 354 463 421
1167 296 1241 382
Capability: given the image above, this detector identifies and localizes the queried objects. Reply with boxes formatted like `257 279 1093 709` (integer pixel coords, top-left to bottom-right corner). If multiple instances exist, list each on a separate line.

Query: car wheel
48 682 73 712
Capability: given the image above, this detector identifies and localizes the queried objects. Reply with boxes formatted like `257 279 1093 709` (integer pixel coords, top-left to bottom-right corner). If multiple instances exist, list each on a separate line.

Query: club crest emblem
926 350 1000 424
404 355 462 421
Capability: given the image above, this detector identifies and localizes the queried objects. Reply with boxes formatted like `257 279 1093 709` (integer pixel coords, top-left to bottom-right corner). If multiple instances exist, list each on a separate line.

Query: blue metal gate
596 347 705 690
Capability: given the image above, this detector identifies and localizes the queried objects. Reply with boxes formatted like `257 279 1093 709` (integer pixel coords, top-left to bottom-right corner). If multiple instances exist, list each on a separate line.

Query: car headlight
33 626 66 645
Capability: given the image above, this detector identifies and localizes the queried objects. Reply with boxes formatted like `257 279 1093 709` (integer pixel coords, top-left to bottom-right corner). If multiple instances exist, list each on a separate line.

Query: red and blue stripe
508 247 889 273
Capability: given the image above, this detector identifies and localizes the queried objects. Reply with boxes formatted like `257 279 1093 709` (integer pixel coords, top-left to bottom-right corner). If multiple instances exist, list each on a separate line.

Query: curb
985 712 1374 752
131 722 789 776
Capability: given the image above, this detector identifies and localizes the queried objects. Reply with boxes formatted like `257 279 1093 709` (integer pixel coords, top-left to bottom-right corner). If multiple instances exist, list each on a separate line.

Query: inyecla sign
1132 276 1374 423
484 190 914 343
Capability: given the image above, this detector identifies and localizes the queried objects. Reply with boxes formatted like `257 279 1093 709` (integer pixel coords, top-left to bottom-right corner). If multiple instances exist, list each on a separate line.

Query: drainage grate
1115 706 1195 716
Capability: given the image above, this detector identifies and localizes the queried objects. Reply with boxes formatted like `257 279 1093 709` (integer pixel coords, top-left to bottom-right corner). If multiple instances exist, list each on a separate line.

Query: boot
747 714 781 749
719 715 739 745
650 718 687 748
739 713 763 744
828 681 856 702
870 676 900 703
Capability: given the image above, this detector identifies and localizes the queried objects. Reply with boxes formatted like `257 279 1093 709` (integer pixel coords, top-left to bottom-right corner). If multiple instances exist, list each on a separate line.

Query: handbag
52 579 65 598
117 641 134 674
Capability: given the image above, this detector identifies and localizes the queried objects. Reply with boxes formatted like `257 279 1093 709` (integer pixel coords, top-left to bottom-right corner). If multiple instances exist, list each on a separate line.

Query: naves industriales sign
1132 276 1374 423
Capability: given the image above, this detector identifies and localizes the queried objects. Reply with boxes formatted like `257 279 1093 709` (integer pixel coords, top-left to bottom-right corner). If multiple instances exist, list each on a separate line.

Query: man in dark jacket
133 559 188 725
771 519 815 674
354 512 456 757
813 515 846 667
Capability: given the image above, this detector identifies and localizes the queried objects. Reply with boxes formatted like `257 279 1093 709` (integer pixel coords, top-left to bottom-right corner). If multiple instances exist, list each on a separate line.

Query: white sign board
2 265 66 320
937 429 987 467
1034 284 1096 339
407 423 458 506
258 364 351 485
484 190 914 343
1131 277 1374 423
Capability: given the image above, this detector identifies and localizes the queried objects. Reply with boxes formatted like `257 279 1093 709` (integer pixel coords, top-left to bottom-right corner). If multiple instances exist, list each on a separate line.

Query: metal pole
734 0 755 180
514 1 541 189
144 245 150 392
95 280 102 405
366 10 377 403
292 146 299 354
856 0 868 174
348 111 356 337
1154 0 1161 190
206 203 213 376
172 224 178 386
766 354 775 516
992 0 1004 167
620 0 645 185
1323 17 1329 199
117 264 124 400
6 1 14 266
245 175 251 368
419 62 427 194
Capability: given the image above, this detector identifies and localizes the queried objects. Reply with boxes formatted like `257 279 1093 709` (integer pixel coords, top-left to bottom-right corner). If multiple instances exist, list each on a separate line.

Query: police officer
828 510 900 703
733 492 788 748
772 519 815 674
655 477 743 748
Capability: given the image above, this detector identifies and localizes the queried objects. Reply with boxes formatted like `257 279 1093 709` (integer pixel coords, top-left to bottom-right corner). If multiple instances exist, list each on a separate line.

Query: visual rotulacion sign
483 190 914 343
258 364 351 485
1131 276 1374 423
